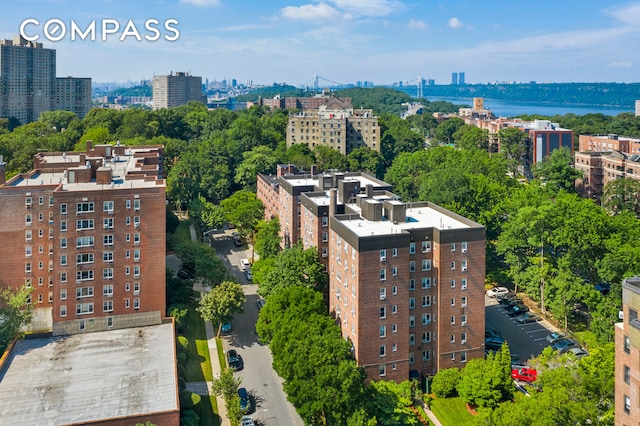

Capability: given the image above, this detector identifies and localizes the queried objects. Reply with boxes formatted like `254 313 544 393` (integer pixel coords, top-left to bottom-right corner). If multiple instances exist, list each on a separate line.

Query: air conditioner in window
461 340 466 345
461 321 467 326
380 295 386 301
134 223 140 228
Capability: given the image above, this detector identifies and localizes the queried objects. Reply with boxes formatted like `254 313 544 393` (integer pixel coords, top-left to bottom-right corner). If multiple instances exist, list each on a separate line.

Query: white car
240 258 251 271
486 286 509 298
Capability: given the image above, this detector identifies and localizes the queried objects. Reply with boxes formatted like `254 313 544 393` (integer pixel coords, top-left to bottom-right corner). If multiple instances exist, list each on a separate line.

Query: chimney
0 155 5 185
311 165 318 176
79 153 86 165
329 188 337 217
366 184 374 198
86 140 93 152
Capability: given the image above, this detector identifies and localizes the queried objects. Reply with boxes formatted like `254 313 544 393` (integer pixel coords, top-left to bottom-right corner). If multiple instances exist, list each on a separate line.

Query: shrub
177 352 187 364
178 377 186 391
176 334 189 353
432 368 461 398
180 410 199 426
179 390 201 410
177 364 186 379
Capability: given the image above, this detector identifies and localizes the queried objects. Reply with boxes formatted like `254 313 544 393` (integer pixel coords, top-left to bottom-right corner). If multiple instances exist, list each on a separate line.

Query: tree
347 146 386 178
234 145 279 191
431 368 461 398
38 110 78 131
602 177 640 216
194 249 230 287
0 285 33 352
366 380 420 426
313 145 348 171
533 147 582 193
197 281 245 337
254 217 282 260
456 345 512 410
220 190 264 237
499 127 529 177
210 368 243 421
454 126 490 151
433 117 464 145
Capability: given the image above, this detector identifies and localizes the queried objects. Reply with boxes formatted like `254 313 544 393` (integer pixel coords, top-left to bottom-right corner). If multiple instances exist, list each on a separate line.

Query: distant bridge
298 75 432 97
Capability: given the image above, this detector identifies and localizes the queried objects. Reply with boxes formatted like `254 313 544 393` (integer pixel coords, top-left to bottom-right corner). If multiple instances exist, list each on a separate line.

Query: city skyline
2 1 640 85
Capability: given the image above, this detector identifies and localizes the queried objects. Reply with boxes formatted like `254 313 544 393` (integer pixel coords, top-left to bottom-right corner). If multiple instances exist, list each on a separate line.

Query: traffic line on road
525 328 548 333
534 337 548 341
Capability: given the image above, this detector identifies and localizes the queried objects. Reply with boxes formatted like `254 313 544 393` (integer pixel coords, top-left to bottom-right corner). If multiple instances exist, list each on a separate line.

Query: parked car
177 268 194 280
485 328 502 339
245 269 253 281
551 338 579 353
238 387 252 414
507 304 529 316
511 356 528 370
497 293 517 304
545 331 566 344
240 416 255 426
233 236 243 247
595 283 611 295
226 349 244 371
516 312 541 323
486 286 510 298
512 367 538 383
240 258 251 271
256 299 266 310
485 336 506 351
220 322 232 334
566 347 589 359
501 298 524 308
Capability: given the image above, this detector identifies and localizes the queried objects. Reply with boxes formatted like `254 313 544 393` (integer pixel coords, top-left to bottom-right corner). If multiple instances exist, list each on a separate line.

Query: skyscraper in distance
451 72 458 85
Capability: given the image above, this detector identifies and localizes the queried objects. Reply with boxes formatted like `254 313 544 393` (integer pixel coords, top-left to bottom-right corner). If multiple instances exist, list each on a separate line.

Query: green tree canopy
197 281 246 337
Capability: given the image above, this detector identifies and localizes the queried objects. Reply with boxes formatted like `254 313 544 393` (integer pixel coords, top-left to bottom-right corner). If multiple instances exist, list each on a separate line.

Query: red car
511 367 537 383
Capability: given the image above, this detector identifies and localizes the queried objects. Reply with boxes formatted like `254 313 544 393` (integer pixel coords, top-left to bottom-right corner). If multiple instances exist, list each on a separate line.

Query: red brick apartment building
0 142 166 335
257 167 486 382
616 276 640 426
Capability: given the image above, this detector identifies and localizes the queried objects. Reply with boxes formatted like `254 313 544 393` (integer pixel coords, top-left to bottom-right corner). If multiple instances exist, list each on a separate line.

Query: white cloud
608 61 632 68
281 3 341 20
407 19 426 30
327 0 401 17
605 3 640 26
179 0 220 6
448 17 463 29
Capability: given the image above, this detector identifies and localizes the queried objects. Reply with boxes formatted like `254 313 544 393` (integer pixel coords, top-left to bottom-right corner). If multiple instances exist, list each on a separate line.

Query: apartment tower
616 276 640 425
152 71 205 110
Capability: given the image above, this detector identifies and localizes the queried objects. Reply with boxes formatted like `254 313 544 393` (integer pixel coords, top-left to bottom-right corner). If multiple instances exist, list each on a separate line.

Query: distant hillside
105 85 152 97
400 82 640 108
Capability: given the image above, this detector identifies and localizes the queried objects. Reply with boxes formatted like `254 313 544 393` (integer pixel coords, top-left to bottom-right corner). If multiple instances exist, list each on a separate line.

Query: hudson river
425 96 632 117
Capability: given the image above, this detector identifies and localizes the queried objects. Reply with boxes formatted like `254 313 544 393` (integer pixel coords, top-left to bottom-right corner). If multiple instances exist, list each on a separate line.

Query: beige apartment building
152 71 205 110
287 103 381 155
257 166 486 382
616 276 640 425
0 142 166 335
55 77 92 119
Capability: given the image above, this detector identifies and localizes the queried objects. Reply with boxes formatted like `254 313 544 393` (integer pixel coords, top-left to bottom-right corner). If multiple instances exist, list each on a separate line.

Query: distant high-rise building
459 72 465 85
616 276 640 424
152 71 205 110
451 72 458 85
55 77 92 119
0 36 56 125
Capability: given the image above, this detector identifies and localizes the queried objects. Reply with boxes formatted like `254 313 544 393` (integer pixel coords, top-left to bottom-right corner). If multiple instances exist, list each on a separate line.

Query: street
209 228 304 426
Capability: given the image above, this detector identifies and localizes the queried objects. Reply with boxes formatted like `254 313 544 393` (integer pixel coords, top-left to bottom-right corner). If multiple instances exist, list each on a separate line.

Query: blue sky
2 0 640 86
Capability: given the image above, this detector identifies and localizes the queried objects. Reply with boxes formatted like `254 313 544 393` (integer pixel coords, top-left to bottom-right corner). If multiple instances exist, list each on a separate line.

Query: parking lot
485 295 555 362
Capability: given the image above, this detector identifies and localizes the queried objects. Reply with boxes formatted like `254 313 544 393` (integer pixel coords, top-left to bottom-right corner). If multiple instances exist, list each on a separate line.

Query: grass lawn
182 304 219 425
429 397 475 426
174 220 193 245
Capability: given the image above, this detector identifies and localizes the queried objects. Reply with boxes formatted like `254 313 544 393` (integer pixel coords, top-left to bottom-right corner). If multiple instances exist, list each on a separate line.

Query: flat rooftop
341 204 472 237
284 174 386 191
0 323 178 425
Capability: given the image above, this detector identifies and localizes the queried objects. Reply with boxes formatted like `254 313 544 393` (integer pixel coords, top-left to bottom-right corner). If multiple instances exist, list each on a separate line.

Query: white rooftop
342 204 470 237
0 323 178 425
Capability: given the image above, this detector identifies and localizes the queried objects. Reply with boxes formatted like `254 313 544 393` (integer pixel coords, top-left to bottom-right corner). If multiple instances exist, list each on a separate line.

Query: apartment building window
25 196 32 208
380 325 386 338
391 247 398 257
422 313 431 325
461 332 467 344
380 288 387 300
409 315 415 327
107 317 113 328
409 334 415 345
624 395 631 414
392 286 397 295
409 352 414 364
25 246 32 257
380 249 387 261
409 297 415 309
392 323 397 333
125 266 131 276
103 252 113 262
126 233 131 242
321 247 328 258
60 238 67 249
461 351 467 363
461 314 467 326
126 217 131 226
25 213 32 226
450 334 456 343
451 279 456 288
25 262 32 274
76 270 94 282
451 298 456 307
379 345 386 357
76 236 94 247
60 204 67 214
134 266 140 278
461 296 467 307
409 261 416 272
451 243 456 252
60 289 67 300
134 216 140 227
134 199 140 210
60 305 67 317
380 307 386 319
39 213 44 222
103 201 114 213
133 298 140 309
451 261 456 270
422 350 430 361
392 267 398 276
451 316 456 325
76 253 93 265
461 260 467 272
103 235 114 246
379 364 386 376
391 305 397 315
103 284 114 297
79 320 86 331
461 242 468 253
76 219 94 230
624 365 630 384
322 232 328 242
422 277 431 289
422 295 431 307
76 286 94 298
322 216 328 227
461 278 467 290
25 230 32 242
103 301 113 312
422 259 431 271
60 272 67 283
380 268 386 281
103 218 114 229
409 242 416 254
103 268 114 279
422 332 431 343
625 335 630 353
76 302 94 315
409 279 415 291
422 241 431 252
134 233 140 244
126 200 131 209
125 298 130 308
76 202 94 214
134 249 140 262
